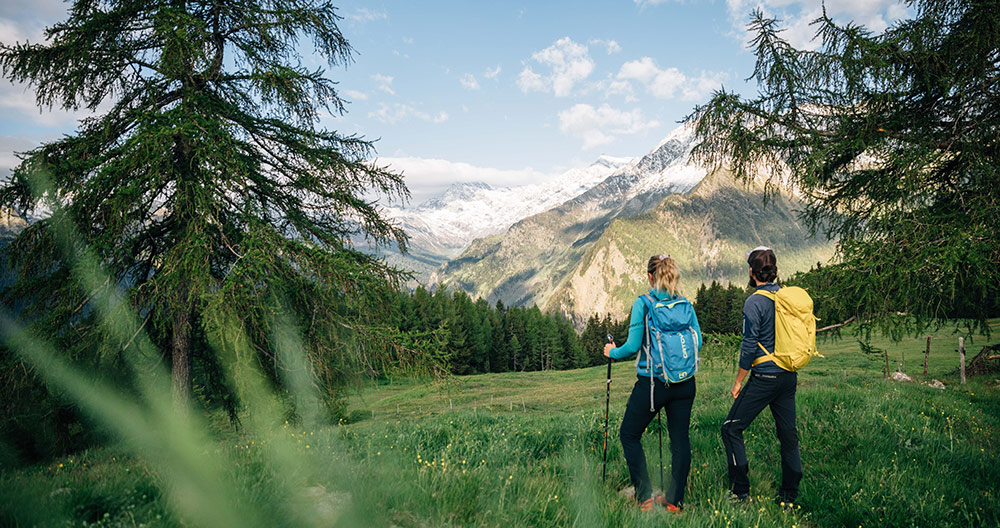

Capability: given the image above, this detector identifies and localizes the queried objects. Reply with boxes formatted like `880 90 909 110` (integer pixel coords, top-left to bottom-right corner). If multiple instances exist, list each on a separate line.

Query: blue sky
0 0 910 205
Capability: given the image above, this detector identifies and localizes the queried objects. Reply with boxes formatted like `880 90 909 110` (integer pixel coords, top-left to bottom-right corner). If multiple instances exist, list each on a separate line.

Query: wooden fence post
959 337 966 385
924 337 930 376
901 349 905 374
883 349 890 379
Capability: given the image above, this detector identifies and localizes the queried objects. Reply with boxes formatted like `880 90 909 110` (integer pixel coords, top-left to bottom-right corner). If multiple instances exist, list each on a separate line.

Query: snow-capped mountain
432 122 835 324
387 155 634 258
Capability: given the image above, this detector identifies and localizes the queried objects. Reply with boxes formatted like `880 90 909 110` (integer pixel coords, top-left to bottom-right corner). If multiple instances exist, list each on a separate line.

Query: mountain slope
548 167 835 325
433 125 711 308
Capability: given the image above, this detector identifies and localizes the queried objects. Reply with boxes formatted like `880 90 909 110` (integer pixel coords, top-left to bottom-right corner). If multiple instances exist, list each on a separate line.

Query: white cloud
0 1 69 22
379 157 552 202
618 57 659 84
558 103 659 149
725 0 910 50
617 57 724 102
348 8 387 22
590 39 623 54
598 76 636 102
0 79 101 128
517 67 546 93
372 74 395 95
368 103 448 125
484 65 502 80
517 37 595 97
635 0 679 6
342 89 368 101
0 16 45 44
0 136 38 178
460 73 480 90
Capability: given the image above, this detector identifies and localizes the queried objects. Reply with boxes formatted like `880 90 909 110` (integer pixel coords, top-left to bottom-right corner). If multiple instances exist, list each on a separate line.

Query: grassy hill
3 322 999 527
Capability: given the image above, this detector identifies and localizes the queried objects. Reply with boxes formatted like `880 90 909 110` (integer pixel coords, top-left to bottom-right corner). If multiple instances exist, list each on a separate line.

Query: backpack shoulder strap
639 294 656 309
753 343 775 364
751 289 777 365
637 295 654 369
752 289 776 301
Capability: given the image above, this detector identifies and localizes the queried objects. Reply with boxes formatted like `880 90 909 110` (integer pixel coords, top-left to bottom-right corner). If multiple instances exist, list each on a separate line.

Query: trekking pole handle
606 334 614 381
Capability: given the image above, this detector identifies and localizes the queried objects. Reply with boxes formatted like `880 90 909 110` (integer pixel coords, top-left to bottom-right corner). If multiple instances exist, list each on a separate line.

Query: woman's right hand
603 342 615 358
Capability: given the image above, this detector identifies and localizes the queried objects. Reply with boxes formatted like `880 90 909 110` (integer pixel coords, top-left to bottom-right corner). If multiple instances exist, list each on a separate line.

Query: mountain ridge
433 125 836 327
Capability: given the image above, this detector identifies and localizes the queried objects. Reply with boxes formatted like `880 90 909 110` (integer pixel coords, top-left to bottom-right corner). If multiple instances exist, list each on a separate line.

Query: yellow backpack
750 287 822 371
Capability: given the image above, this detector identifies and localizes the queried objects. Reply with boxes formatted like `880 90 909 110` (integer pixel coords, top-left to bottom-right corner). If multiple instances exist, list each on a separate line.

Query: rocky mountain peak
0 207 27 239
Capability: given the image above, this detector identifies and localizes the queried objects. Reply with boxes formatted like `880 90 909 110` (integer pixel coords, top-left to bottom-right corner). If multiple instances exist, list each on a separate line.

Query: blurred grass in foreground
3 313 999 526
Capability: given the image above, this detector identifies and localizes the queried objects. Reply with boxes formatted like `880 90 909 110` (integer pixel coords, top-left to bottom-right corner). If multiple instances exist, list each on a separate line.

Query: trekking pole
657 410 664 494
602 333 614 484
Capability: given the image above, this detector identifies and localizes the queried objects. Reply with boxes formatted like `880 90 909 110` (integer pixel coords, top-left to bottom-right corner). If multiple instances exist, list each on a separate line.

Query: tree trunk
172 293 193 413
171 127 195 412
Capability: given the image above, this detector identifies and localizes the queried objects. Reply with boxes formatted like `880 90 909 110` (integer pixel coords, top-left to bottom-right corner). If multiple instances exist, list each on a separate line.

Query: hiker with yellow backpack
721 246 820 507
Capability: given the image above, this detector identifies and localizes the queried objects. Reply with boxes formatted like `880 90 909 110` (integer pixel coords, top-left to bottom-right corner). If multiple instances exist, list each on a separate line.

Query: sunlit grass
4 315 998 527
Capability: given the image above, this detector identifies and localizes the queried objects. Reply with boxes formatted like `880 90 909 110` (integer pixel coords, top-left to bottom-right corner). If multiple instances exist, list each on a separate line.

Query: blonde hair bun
646 254 681 296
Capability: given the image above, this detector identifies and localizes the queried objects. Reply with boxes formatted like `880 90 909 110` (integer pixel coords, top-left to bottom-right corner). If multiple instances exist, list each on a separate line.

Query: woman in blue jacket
604 254 702 513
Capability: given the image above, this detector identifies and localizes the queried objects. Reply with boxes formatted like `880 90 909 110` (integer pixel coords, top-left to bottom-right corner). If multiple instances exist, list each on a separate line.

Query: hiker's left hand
603 343 615 357
730 380 742 399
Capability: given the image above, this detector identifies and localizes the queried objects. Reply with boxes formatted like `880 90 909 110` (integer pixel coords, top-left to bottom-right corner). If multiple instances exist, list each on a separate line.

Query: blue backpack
637 295 700 397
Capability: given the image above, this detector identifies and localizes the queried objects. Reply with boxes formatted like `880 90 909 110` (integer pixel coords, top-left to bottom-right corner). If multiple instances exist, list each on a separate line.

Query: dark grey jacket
739 282 784 373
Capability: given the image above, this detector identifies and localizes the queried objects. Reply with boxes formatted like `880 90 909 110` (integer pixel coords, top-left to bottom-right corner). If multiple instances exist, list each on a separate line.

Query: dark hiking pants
720 370 802 501
619 375 696 506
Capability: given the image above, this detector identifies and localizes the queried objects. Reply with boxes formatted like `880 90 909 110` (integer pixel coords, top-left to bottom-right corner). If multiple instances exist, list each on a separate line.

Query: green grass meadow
3 321 999 527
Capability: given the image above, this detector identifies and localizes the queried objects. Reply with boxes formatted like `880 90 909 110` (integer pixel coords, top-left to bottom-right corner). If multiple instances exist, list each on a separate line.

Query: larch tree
0 0 409 412
689 0 1000 337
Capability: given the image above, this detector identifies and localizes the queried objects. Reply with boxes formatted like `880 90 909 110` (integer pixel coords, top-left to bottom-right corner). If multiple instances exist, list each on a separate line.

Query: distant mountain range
387 155 634 257
377 155 633 281
426 124 836 326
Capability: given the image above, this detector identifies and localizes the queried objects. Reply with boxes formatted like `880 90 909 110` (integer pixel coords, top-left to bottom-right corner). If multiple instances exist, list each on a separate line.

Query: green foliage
0 0 419 459
689 0 1000 337
393 286 587 376
694 281 747 335
698 333 743 368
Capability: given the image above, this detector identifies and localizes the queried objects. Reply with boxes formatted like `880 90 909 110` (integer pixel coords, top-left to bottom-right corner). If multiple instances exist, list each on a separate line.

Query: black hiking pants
619 375 696 506
720 370 802 501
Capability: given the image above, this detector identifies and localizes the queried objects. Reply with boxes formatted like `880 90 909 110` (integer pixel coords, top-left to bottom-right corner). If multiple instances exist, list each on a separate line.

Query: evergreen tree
557 320 582 370
472 298 491 373
689 1 1000 335
580 314 602 367
489 308 506 373
445 291 471 375
695 283 708 310
412 286 434 332
507 333 521 372
726 283 747 335
0 1 407 410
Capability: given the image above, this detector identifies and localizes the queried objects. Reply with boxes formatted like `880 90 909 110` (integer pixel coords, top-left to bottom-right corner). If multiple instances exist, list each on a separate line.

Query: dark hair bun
749 249 778 283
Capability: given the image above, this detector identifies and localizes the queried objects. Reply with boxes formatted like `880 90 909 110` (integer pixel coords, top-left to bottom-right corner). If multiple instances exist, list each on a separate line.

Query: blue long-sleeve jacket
739 282 784 372
609 289 703 377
